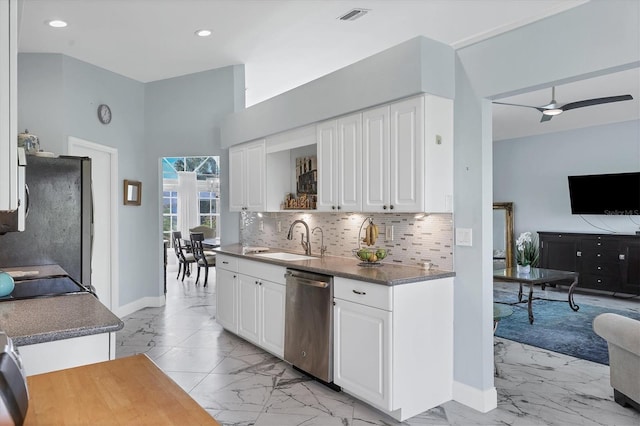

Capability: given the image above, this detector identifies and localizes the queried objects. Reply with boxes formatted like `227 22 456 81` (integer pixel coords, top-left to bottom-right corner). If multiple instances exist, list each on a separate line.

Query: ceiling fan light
543 108 563 116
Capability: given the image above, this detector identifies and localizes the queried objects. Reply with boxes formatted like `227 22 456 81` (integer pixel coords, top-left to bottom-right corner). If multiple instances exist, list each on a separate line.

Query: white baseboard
115 295 166 318
452 380 497 413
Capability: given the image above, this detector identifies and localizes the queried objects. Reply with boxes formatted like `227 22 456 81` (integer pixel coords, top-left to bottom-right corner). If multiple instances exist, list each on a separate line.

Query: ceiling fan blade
492 101 540 110
540 114 553 123
561 94 633 112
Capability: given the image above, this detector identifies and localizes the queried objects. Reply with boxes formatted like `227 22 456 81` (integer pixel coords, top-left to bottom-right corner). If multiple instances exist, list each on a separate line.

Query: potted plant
516 231 539 274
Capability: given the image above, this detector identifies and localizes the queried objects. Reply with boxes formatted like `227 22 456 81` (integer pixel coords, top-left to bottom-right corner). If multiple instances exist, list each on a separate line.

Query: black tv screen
568 172 640 215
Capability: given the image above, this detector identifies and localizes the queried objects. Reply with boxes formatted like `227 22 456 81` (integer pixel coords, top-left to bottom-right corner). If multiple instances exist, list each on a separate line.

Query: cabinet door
389 96 424 212
316 120 338 211
620 239 640 294
228 146 246 211
216 268 238 332
362 106 389 211
337 113 362 211
259 280 285 357
334 298 392 411
237 274 260 344
539 233 580 272
245 141 266 211
0 0 18 210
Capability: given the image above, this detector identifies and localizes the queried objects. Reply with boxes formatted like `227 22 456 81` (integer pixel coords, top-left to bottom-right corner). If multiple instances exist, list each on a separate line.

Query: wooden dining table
24 354 220 425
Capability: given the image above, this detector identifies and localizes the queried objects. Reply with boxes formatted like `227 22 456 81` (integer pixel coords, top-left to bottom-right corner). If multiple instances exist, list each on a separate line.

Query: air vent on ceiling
337 8 370 21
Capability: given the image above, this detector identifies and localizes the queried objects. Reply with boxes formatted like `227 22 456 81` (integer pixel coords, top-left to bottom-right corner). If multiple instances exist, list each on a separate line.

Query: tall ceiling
17 0 639 140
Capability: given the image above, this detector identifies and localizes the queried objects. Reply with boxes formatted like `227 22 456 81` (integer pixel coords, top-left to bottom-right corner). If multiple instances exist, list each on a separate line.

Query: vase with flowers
516 231 539 274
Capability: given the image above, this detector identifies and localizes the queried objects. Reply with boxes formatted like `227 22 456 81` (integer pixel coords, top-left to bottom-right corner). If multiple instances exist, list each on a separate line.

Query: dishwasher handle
284 271 329 288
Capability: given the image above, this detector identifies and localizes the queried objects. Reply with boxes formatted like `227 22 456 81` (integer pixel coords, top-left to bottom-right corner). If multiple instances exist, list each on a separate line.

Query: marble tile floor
116 268 640 425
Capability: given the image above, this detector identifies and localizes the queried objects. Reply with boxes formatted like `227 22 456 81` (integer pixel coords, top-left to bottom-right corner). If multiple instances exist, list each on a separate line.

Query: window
162 190 178 243
162 156 221 243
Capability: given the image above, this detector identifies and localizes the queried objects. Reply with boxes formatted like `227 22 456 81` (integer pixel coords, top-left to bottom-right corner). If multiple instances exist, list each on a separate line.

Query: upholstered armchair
593 313 640 410
189 225 215 239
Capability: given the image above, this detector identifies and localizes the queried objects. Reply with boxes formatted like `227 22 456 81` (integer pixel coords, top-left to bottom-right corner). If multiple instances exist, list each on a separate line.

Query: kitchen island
215 244 454 421
0 265 123 375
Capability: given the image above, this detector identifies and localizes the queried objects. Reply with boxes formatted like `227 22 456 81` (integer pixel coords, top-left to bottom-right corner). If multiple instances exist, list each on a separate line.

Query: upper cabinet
363 95 453 213
316 113 362 212
227 93 453 214
229 139 266 212
0 0 18 211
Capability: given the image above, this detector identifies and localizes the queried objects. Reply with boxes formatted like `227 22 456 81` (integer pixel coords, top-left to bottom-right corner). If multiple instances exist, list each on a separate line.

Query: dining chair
172 231 196 282
190 232 216 286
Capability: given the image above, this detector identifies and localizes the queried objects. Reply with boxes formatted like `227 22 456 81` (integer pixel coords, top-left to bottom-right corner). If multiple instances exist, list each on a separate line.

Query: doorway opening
162 156 220 272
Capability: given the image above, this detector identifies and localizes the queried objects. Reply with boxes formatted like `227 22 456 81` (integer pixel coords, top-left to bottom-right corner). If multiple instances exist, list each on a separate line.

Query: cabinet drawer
580 248 619 262
334 277 392 311
217 254 238 272
581 274 621 291
238 258 286 284
581 238 619 251
582 261 619 277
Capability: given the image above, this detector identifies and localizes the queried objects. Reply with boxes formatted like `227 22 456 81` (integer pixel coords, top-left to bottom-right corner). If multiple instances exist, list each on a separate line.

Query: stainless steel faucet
312 226 327 257
287 219 311 255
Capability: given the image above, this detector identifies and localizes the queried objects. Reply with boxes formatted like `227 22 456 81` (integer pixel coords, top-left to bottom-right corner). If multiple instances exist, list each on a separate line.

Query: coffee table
493 267 580 324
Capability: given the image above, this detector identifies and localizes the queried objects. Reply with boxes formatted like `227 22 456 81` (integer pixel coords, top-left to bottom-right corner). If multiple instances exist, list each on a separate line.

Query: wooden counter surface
24 354 220 425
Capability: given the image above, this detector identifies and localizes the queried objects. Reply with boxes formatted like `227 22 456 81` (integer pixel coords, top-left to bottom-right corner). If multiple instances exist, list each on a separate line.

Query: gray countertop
216 244 455 285
0 293 124 346
0 265 123 346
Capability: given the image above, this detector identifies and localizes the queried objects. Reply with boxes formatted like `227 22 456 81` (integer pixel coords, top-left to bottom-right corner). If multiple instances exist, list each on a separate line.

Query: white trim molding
452 380 497 413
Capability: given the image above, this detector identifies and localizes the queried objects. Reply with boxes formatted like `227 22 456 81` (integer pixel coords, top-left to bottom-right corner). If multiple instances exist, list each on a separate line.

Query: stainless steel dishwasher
284 269 335 385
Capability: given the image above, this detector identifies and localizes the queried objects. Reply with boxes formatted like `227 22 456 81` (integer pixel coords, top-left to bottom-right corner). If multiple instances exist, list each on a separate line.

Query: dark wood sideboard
538 232 640 295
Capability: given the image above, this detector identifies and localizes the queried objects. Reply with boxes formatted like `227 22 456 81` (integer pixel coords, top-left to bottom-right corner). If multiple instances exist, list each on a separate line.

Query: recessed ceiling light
48 20 68 28
194 29 212 37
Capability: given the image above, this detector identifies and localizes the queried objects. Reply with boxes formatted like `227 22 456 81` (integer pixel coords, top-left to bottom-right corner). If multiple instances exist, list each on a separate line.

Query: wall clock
97 104 112 124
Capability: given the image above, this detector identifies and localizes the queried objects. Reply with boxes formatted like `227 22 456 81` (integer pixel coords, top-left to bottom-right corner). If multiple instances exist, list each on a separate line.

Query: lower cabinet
333 276 453 422
216 254 286 358
216 267 238 333
334 298 392 410
19 332 115 376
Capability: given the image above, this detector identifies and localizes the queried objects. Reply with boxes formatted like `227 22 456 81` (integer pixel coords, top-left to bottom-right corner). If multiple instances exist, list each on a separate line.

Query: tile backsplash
240 212 453 271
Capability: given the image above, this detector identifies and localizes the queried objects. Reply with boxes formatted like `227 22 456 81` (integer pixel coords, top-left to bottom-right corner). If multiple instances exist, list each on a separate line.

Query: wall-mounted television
568 172 640 215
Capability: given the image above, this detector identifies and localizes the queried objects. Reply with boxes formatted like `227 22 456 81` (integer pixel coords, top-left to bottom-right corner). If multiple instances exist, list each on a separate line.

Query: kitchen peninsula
0 265 123 376
215 244 455 421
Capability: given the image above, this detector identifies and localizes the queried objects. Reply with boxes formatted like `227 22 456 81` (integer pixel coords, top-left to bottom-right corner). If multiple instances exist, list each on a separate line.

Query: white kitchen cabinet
237 273 260 344
362 95 453 213
258 279 285 356
217 255 286 358
0 0 18 211
19 332 115 376
229 139 266 211
215 266 238 333
333 276 453 422
316 113 362 212
334 297 392 409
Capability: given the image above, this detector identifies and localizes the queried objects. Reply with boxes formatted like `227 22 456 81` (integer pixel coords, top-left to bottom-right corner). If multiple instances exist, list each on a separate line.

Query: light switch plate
455 228 472 246
385 225 394 241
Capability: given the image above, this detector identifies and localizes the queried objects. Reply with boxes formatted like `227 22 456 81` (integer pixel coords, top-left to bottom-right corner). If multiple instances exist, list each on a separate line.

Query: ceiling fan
493 86 634 122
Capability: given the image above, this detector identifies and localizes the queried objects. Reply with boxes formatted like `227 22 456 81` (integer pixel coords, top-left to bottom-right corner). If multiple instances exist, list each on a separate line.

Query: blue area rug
494 290 640 365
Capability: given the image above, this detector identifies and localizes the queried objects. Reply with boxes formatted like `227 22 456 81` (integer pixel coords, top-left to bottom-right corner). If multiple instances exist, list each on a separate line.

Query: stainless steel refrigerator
0 155 92 287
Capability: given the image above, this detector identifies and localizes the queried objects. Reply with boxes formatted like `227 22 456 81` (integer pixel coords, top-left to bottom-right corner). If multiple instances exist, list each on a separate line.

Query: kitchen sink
253 252 316 261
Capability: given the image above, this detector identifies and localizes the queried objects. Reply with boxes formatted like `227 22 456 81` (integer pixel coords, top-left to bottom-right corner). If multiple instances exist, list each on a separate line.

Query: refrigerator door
0 155 92 287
